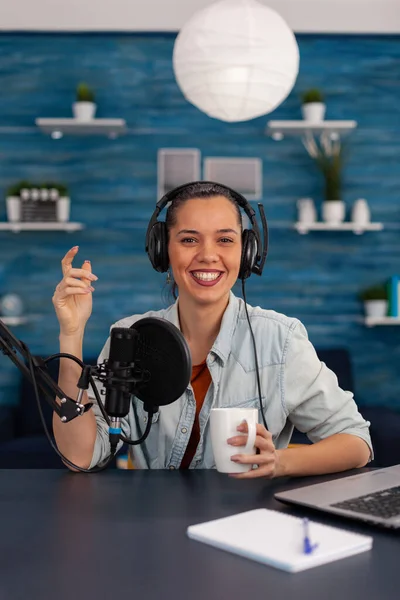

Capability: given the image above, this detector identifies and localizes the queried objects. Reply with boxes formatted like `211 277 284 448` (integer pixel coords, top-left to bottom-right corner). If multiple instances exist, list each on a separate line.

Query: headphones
145 181 268 280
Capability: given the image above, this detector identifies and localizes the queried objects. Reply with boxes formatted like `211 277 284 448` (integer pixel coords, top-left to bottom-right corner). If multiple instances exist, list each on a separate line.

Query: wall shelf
266 120 357 140
365 316 400 327
295 222 384 235
35 118 127 138
0 316 30 326
0 222 84 233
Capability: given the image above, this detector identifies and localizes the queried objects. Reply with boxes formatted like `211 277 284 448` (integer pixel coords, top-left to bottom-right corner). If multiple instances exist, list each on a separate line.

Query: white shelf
35 118 127 138
0 316 30 326
266 120 357 139
0 222 84 232
365 316 400 327
295 222 384 234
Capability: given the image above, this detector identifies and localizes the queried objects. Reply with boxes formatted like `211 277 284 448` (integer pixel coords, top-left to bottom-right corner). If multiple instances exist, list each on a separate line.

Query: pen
303 518 319 554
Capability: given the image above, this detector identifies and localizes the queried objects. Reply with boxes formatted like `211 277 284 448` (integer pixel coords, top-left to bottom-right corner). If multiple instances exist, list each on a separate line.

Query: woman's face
168 195 242 308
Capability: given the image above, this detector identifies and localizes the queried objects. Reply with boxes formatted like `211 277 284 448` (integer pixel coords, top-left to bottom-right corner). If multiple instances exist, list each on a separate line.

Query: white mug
210 407 258 473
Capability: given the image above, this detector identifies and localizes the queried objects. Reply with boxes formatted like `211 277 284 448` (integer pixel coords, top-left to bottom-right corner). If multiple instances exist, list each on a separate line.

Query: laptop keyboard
331 485 400 519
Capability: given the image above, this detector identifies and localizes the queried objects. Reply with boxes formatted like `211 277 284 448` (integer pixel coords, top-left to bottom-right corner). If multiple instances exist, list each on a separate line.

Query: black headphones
145 181 268 280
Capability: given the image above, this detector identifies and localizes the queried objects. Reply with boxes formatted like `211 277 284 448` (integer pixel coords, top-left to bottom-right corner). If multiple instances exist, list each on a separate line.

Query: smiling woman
52 181 372 478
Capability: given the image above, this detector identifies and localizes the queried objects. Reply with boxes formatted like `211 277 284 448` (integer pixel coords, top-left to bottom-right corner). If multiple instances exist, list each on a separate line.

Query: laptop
274 464 400 529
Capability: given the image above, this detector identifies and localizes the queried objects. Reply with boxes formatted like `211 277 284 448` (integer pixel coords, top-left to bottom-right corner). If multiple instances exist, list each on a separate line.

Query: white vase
297 198 317 224
301 102 326 123
56 197 71 222
364 300 388 318
352 198 370 226
6 197 21 222
72 102 97 121
322 200 345 224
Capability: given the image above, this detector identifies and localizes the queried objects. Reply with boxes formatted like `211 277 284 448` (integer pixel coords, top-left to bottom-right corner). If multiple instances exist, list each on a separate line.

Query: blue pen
303 518 319 554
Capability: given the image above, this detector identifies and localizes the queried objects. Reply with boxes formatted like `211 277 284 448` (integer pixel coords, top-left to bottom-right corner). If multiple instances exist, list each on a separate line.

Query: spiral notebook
187 509 373 573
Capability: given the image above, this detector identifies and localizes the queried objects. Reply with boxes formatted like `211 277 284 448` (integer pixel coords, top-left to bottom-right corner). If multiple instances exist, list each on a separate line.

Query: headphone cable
241 279 269 432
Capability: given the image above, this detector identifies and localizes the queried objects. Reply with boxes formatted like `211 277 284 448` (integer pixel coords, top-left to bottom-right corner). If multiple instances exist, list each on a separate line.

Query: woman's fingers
62 267 98 282
61 246 79 276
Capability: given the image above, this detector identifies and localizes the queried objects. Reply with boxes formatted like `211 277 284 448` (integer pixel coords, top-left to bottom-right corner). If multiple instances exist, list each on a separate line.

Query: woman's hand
52 246 98 337
227 422 280 479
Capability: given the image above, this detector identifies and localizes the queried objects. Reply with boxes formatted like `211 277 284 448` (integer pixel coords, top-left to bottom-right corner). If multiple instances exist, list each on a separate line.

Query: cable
241 279 269 432
23 344 116 473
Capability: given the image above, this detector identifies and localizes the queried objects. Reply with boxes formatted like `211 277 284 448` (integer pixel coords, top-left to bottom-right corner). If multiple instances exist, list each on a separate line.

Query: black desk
0 469 398 600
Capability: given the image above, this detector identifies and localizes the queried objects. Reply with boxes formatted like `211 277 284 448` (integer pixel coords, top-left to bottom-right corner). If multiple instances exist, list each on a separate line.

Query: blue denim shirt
88 292 372 469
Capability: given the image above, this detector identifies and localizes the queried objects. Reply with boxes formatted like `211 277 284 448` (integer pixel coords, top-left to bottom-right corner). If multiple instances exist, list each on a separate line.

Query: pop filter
130 317 192 411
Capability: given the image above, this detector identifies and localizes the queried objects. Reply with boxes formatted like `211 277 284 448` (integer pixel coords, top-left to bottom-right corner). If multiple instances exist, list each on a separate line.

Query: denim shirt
88 292 372 469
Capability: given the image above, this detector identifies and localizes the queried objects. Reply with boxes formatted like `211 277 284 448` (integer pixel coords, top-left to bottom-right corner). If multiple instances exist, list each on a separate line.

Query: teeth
192 272 220 281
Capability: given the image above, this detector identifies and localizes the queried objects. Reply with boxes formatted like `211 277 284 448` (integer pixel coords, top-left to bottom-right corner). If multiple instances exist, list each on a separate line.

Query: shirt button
144 416 148 423
169 465 175 470
181 427 188 434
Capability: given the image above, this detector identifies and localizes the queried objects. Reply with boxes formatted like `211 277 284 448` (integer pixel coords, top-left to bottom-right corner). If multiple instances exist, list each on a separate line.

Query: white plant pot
56 197 71 222
6 197 21 222
72 101 97 122
351 198 370 226
301 102 326 123
364 300 388 318
322 200 345 224
297 198 317 224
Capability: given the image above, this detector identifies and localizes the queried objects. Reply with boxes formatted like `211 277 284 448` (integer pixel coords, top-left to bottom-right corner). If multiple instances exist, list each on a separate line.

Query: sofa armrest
0 406 16 443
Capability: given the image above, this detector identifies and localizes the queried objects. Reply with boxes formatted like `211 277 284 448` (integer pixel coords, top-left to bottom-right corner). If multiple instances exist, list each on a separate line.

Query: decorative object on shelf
388 275 400 317
359 284 388 319
301 88 326 123
0 293 24 318
173 0 299 123
5 181 69 223
303 131 345 224
72 82 96 122
296 198 317 225
351 198 371 227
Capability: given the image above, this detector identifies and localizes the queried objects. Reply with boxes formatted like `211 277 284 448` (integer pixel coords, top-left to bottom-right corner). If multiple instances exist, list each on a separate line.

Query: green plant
302 132 344 201
301 88 324 104
76 82 95 103
358 284 388 302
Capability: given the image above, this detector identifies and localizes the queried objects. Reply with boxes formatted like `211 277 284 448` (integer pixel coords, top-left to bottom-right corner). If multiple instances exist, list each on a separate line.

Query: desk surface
0 469 398 600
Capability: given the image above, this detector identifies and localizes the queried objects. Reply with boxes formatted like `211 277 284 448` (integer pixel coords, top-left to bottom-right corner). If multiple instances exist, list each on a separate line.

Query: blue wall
0 33 399 410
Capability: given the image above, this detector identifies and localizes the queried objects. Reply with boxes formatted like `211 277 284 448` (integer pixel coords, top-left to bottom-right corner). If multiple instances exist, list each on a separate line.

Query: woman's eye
181 237 197 244
219 238 234 244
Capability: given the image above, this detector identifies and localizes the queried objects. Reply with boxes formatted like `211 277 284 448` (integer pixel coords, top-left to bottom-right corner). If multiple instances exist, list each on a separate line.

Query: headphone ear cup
147 222 169 273
239 229 258 280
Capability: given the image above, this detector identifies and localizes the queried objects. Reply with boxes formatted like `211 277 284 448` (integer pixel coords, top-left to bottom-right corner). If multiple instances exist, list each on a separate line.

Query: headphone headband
147 181 260 258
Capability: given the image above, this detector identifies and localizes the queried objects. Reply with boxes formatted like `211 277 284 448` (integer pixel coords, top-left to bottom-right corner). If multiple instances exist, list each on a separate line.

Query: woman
52 182 372 477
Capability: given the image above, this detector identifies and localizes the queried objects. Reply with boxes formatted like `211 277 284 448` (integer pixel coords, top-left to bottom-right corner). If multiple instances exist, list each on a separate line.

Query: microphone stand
0 318 152 472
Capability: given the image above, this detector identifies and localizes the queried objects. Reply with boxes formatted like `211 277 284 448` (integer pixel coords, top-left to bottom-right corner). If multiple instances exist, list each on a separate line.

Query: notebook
187 509 373 573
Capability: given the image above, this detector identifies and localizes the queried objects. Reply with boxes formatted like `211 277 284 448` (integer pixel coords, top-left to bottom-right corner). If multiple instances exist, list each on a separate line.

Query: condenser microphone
101 317 192 450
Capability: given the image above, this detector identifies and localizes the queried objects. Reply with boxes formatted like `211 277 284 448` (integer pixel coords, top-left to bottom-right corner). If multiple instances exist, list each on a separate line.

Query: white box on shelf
203 157 262 201
157 148 201 199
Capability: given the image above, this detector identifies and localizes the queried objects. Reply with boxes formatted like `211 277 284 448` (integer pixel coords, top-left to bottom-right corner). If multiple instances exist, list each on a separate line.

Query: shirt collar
165 292 239 367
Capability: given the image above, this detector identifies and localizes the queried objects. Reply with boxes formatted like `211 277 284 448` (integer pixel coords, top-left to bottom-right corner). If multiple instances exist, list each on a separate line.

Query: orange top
180 360 212 469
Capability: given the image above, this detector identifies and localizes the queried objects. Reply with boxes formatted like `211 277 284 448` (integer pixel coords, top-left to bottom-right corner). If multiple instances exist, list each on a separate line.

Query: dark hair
164 182 243 300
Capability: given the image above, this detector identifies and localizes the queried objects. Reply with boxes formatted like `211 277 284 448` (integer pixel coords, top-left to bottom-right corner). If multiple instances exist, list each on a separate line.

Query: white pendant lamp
173 0 300 123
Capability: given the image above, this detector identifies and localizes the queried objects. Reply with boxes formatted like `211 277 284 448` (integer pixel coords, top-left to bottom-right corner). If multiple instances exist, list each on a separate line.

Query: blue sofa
0 349 399 468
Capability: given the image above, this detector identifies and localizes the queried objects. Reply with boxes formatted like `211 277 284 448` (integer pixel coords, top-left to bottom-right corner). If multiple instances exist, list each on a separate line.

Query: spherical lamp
173 0 300 122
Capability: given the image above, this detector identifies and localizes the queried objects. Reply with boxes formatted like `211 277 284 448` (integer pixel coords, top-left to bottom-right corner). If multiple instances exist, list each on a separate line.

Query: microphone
99 317 192 451
103 327 139 451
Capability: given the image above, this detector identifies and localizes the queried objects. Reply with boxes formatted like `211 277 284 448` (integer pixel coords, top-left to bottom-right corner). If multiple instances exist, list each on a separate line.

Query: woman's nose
196 241 219 262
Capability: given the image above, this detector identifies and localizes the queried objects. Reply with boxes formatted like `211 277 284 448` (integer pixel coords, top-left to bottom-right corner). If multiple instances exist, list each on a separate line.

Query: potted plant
359 284 388 318
303 132 345 224
5 181 70 223
72 82 96 122
301 88 326 123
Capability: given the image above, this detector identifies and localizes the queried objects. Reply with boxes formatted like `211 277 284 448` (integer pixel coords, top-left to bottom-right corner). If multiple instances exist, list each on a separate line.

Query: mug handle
242 419 257 454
